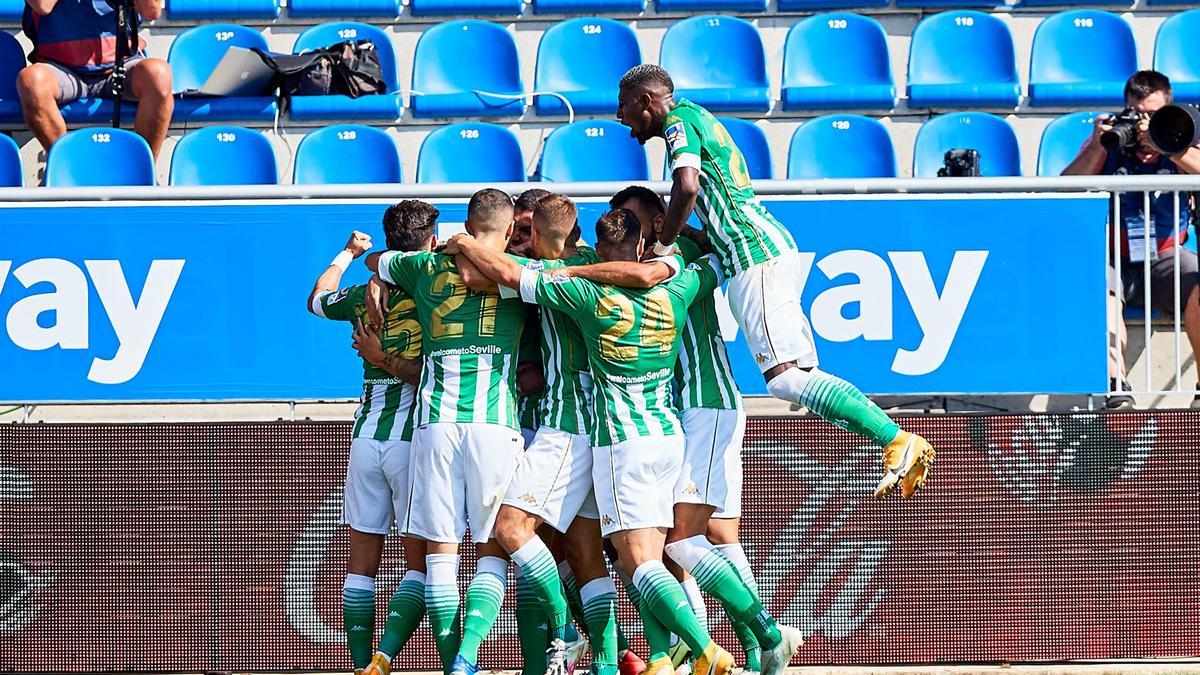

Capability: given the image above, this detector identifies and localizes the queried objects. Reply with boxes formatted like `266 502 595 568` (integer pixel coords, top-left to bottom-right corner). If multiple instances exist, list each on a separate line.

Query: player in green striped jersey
606 186 764 675
564 191 802 675
445 208 738 675
616 64 934 501
363 193 530 675
306 221 430 675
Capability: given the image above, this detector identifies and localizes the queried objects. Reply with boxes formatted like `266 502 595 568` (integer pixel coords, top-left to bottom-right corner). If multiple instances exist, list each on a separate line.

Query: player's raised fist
344 231 373 258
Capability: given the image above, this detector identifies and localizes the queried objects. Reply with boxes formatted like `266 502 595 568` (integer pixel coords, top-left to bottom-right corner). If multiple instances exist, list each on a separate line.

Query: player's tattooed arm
365 274 390 330
353 320 421 385
443 234 523 290
308 231 372 315
456 254 500 293
561 259 675 289
660 166 700 248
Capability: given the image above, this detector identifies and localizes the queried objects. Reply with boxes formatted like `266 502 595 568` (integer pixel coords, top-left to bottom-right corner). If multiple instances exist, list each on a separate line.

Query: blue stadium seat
411 21 524 118
718 117 772 179
291 0 397 17
417 123 525 183
289 23 401 120
896 0 999 9
0 32 24 123
533 0 643 13
537 120 648 182
912 112 1020 177
1155 10 1200 104
45 128 155 187
294 125 402 184
0 0 23 20
779 0 886 10
782 14 895 111
534 18 640 116
0 134 21 187
787 114 896 179
166 0 279 19
1028 11 1135 107
1037 111 1103 177
168 25 277 122
410 0 519 17
907 11 1020 108
169 126 277 186
657 0 764 13
660 16 770 113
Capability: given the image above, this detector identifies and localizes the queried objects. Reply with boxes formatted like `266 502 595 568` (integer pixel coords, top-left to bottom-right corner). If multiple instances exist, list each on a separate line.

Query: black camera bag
252 40 386 111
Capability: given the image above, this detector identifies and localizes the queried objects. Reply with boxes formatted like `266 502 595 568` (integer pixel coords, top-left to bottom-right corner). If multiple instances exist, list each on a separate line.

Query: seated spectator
1063 70 1200 409
17 0 173 158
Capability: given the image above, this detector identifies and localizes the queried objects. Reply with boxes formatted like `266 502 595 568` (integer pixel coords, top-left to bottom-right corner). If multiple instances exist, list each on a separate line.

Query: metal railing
1 174 1196 402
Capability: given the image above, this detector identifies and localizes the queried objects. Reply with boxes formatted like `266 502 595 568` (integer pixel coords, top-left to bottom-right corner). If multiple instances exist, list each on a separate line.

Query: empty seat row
0 111 1115 188
6 10 1200 126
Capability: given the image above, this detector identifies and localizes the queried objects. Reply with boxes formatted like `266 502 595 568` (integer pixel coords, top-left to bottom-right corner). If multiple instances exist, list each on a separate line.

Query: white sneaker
759 625 803 675
545 635 590 675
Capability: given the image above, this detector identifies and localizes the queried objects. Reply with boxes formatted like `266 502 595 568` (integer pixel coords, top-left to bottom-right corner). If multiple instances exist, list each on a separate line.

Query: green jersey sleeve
669 254 725 308
315 285 365 321
663 106 704 172
521 269 601 313
674 237 704 265
378 250 430 292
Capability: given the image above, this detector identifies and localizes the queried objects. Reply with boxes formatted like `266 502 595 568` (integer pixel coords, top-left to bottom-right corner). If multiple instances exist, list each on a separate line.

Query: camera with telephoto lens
1100 107 1144 153
937 148 980 177
1148 104 1200 155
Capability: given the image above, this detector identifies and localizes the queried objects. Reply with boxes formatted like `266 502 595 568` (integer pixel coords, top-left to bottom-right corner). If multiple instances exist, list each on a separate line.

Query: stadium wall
2 411 1198 672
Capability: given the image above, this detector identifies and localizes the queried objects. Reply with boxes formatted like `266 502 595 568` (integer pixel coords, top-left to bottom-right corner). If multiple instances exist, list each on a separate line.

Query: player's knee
493 507 535 551
765 365 815 404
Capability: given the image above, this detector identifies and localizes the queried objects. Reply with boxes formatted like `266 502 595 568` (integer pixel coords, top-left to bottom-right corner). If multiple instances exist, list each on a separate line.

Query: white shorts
726 250 819 372
341 437 413 535
403 422 525 544
503 427 599 533
593 435 684 537
675 408 746 519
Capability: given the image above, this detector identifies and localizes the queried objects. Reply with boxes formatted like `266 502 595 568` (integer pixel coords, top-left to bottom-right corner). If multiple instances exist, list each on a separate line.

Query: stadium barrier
2 411 1198 672
11 174 1197 402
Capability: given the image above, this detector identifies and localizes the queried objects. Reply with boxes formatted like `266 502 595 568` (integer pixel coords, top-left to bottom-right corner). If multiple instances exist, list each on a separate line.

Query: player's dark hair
468 188 515 229
1126 70 1173 103
619 64 674 94
514 188 552 214
595 208 643 251
383 200 439 251
609 185 665 215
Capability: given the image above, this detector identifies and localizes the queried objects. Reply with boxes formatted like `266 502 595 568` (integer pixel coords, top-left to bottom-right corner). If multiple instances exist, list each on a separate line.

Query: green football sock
426 554 463 673
515 571 551 675
624 573 670 662
580 577 619 667
792 370 900 447
715 544 761 670
510 538 570 641
632 561 713 656
666 537 781 651
377 571 427 659
559 562 591 640
343 574 376 669
458 557 508 665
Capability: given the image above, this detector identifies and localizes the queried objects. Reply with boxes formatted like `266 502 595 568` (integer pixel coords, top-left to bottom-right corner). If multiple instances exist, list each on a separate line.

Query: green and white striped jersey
672 238 742 411
379 250 526 430
664 99 796 277
534 246 601 436
518 254 724 447
314 284 421 442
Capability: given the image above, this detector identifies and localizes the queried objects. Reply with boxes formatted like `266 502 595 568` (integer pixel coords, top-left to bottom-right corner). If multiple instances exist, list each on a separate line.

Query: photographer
17 0 173 158
1063 70 1200 409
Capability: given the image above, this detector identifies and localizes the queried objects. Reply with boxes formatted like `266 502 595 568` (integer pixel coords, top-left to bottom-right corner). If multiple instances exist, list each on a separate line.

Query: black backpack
253 40 386 110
